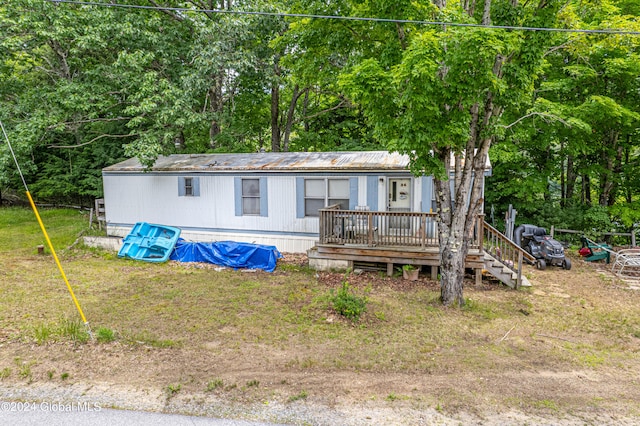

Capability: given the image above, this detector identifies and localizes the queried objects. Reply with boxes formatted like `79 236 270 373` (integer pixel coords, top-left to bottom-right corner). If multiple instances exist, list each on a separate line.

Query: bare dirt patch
1 251 640 425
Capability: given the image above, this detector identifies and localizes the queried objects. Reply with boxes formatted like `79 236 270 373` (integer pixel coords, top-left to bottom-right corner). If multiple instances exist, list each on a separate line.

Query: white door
388 178 411 229
388 178 411 211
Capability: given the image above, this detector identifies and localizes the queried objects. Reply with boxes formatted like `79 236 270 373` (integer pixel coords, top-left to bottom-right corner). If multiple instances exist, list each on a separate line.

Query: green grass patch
329 278 368 322
96 327 116 343
2 206 640 410
206 379 224 391
288 390 308 402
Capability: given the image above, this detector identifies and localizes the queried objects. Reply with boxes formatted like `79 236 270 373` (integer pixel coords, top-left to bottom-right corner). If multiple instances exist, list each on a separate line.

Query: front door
388 178 411 229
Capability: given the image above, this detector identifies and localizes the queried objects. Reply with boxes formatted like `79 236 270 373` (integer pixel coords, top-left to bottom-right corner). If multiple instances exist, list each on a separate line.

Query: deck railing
318 207 484 249
482 221 536 288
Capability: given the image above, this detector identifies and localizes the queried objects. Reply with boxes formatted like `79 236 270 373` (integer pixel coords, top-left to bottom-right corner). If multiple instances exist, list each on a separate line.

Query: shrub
330 280 367 322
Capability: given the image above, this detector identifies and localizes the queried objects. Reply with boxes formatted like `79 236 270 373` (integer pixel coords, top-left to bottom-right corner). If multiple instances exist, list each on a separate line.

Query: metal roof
103 151 411 173
103 150 491 173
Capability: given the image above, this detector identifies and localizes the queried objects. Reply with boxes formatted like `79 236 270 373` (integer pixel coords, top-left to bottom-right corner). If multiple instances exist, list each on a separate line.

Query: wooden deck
313 207 535 287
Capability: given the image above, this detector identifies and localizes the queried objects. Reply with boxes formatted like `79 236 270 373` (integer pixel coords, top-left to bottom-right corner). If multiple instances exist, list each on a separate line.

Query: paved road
0 401 281 426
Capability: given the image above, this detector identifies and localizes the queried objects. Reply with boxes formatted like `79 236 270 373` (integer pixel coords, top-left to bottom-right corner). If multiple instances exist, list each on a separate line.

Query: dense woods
1 0 638 303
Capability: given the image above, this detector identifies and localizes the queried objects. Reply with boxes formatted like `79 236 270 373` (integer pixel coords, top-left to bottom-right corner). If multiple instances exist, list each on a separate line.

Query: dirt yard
1 252 639 425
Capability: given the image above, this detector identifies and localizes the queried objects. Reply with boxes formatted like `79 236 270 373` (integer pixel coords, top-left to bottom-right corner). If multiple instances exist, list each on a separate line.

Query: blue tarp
169 239 282 272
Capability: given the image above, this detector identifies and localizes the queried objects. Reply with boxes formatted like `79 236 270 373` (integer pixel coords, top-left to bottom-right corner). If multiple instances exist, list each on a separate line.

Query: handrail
482 221 536 289
483 221 536 263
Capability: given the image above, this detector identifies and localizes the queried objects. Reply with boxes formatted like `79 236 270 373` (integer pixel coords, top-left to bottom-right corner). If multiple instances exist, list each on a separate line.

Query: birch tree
338 0 563 305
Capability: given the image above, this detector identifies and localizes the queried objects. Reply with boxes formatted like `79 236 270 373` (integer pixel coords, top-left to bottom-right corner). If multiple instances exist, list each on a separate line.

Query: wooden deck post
477 214 485 250
516 251 523 290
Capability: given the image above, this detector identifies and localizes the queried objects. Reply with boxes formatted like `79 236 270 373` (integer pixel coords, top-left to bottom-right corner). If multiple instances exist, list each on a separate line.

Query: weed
58 317 90 343
14 358 35 381
374 311 386 321
96 327 116 343
288 390 308 402
60 372 70 380
533 399 559 411
386 393 398 401
166 383 181 398
329 279 367 321
462 298 501 320
126 331 180 348
0 368 11 380
33 323 54 345
47 370 55 380
206 379 224 391
246 379 260 388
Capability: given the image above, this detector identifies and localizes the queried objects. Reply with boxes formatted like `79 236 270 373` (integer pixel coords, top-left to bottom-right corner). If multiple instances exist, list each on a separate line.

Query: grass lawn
1 206 639 422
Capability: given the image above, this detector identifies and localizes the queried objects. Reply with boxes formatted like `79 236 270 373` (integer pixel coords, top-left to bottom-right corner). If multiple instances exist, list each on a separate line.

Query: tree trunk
599 131 619 206
435 99 493 306
583 174 592 206
624 143 632 203
271 57 281 152
439 233 468 305
174 131 185 150
208 74 224 149
282 85 302 152
565 154 576 205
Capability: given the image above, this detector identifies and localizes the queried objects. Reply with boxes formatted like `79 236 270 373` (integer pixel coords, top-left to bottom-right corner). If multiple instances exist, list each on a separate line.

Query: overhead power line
47 0 640 36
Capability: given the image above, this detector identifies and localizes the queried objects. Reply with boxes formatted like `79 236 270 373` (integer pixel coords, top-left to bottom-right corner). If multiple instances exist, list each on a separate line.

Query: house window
234 177 268 217
304 178 349 217
179 177 200 197
242 178 260 215
184 177 194 196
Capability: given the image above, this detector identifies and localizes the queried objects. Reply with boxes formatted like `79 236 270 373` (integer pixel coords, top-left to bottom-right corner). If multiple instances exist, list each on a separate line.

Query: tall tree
337 0 563 305
487 0 640 230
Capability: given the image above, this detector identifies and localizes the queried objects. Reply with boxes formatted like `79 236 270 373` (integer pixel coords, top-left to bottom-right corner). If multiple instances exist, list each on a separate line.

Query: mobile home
102 151 489 254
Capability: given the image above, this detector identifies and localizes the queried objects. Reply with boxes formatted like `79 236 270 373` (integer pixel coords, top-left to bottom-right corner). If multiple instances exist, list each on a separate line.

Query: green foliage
1 0 637 241
166 383 181 398
287 390 308 402
96 327 116 343
58 317 90 344
329 279 368 322
206 379 224 391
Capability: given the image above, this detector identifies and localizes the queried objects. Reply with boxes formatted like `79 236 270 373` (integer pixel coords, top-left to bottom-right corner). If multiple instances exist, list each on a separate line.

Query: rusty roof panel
103 150 491 173
103 151 411 173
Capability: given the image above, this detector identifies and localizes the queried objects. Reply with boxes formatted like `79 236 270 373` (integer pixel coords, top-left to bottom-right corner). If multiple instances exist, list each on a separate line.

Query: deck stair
483 252 531 288
482 221 535 289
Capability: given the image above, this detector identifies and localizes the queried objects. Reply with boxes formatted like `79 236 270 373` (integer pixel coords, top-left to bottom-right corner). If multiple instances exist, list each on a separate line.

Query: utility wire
47 0 640 35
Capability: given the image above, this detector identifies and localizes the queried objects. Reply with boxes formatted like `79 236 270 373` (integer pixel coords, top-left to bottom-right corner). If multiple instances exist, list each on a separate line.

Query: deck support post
431 266 438 280
475 268 482 286
387 263 394 277
516 251 523 290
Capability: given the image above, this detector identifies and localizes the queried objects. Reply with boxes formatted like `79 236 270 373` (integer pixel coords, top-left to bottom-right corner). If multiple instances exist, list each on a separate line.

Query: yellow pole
2 119 90 331
26 191 89 326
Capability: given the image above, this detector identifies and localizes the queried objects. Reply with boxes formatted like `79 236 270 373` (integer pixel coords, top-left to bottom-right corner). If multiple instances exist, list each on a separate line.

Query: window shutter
366 175 378 211
421 176 432 212
178 177 186 196
349 178 358 210
234 177 242 216
193 177 200 197
260 177 268 217
296 177 304 218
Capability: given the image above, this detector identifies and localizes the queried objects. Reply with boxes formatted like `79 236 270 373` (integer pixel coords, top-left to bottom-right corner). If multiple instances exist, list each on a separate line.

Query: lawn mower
513 224 571 270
